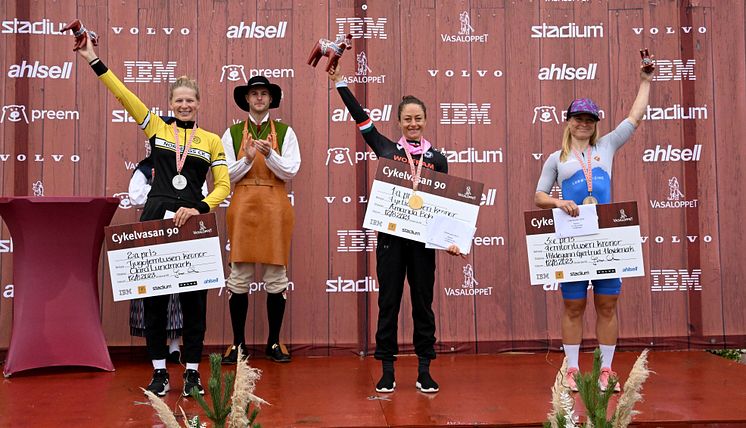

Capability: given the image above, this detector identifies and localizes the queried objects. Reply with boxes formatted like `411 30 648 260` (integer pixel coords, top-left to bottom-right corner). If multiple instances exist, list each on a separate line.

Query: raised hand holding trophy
640 48 656 74
62 19 99 51
307 33 352 72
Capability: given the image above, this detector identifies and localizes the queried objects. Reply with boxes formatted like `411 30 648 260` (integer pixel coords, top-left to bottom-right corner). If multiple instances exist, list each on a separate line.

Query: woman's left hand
173 207 199 227
640 55 656 81
446 244 465 258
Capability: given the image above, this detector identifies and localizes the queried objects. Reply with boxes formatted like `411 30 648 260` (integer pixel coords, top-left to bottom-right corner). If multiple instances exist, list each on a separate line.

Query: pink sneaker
564 367 579 392
599 367 621 392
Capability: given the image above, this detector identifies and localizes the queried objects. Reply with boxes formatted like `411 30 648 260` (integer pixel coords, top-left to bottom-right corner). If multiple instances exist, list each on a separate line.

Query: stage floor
1 350 745 427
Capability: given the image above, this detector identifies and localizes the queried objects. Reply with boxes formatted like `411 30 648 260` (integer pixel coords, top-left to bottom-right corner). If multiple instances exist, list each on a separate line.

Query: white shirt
128 169 208 206
220 113 301 183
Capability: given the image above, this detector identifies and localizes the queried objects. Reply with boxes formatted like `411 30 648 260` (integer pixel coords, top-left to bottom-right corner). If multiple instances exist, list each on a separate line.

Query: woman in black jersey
329 65 460 394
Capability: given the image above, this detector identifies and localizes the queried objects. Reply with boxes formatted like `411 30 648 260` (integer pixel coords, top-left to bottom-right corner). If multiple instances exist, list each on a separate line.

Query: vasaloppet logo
441 11 488 43
344 51 386 84
649 176 698 209
226 21 288 39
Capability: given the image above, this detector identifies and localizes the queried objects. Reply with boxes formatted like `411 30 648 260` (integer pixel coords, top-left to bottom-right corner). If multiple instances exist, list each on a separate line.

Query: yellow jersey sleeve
202 134 231 210
98 69 164 139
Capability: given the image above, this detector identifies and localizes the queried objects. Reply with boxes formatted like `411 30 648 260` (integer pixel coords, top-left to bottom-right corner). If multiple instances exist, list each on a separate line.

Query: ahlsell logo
444 264 494 296
653 59 696 81
440 103 491 125
336 17 387 39
439 148 503 164
113 192 133 209
326 276 378 293
331 105 391 122
112 26 190 36
537 63 597 80
337 229 376 252
651 268 702 292
481 189 497 206
642 144 701 162
226 20 288 39
643 104 707 121
123 61 177 83
1 104 80 124
441 11 488 43
427 69 503 78
649 176 699 209
531 22 604 38
32 180 44 196
632 26 707 35
533 105 606 124
1 18 67 35
8 60 72 79
343 51 386 84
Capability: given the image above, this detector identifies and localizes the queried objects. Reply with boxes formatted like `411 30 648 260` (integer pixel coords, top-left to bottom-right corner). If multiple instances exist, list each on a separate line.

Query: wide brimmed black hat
233 76 282 111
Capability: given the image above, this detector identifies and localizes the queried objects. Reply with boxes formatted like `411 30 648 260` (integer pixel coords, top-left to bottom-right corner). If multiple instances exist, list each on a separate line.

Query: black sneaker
221 344 249 365
265 343 291 363
145 369 170 397
166 350 181 364
375 371 396 393
182 369 205 397
416 372 439 393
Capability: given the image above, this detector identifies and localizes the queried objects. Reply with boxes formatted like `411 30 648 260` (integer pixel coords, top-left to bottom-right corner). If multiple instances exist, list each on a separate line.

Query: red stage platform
1 350 744 427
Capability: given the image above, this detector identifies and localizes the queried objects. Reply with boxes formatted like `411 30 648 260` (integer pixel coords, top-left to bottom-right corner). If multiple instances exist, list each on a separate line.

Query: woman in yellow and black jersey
74 36 229 398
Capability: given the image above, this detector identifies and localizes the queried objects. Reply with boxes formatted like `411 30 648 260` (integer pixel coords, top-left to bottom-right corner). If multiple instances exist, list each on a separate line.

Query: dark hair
397 95 427 120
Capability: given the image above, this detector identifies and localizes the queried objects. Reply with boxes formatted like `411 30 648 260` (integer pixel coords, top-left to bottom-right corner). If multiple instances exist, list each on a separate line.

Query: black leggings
374 233 437 362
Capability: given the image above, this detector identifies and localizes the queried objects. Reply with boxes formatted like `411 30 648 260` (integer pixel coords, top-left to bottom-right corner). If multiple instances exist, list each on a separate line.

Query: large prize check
105 213 226 301
363 158 484 243
524 201 645 285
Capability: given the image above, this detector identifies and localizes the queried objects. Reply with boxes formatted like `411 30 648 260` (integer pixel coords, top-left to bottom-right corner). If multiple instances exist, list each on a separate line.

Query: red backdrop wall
1 0 744 356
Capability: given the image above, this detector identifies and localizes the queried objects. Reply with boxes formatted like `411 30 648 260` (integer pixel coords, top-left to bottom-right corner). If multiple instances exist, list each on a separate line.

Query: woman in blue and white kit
534 62 654 392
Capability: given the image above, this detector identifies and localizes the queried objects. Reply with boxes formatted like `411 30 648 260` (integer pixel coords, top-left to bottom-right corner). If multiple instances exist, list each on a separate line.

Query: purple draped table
0 197 119 376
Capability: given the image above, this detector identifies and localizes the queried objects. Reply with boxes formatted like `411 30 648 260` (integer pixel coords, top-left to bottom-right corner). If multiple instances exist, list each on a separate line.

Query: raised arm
626 61 656 127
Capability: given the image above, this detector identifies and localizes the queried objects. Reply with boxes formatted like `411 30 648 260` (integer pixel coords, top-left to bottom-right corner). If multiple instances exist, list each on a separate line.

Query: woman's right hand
328 65 344 83
555 199 579 217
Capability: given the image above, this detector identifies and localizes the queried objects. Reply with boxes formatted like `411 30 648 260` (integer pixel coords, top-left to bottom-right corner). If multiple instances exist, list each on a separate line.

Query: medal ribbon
397 136 431 192
172 122 198 174
572 146 593 196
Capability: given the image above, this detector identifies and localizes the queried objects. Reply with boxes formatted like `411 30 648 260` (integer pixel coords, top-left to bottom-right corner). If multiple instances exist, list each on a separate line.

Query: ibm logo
650 269 702 292
337 230 377 253
440 103 491 125
653 59 696 82
336 17 387 40
123 61 177 83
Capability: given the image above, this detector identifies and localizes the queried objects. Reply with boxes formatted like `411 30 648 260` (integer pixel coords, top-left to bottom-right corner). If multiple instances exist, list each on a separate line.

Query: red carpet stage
1 350 745 427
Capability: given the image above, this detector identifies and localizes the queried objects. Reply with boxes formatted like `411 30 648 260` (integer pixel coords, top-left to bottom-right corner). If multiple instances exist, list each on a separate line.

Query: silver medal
172 174 187 190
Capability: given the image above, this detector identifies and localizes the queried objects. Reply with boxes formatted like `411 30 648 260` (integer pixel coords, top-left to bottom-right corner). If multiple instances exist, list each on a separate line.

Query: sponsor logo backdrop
0 0 741 354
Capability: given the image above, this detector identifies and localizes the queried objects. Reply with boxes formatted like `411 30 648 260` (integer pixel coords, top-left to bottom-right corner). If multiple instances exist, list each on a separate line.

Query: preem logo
441 11 488 43
643 104 707 121
343 51 386 84
113 192 133 209
331 105 391 122
336 17 388 39
246 281 295 294
226 21 288 39
651 268 702 292
473 236 505 247
632 26 707 35
326 276 378 293
642 144 701 162
532 105 606 124
112 107 173 123
427 69 503 78
649 176 698 209
337 229 376 252
111 26 191 36
440 103 491 125
653 59 696 81
538 63 597 80
439 148 503 164
1 18 67 35
220 65 294 83
531 22 604 38
444 264 494 296
1 104 79 123
8 60 72 79
123 61 177 83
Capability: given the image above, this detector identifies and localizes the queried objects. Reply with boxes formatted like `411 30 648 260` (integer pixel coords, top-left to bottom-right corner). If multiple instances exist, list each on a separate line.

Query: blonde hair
559 122 599 162
168 75 200 101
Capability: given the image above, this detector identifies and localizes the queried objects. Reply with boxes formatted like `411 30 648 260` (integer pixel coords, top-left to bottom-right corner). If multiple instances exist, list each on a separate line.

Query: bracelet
88 57 100 65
